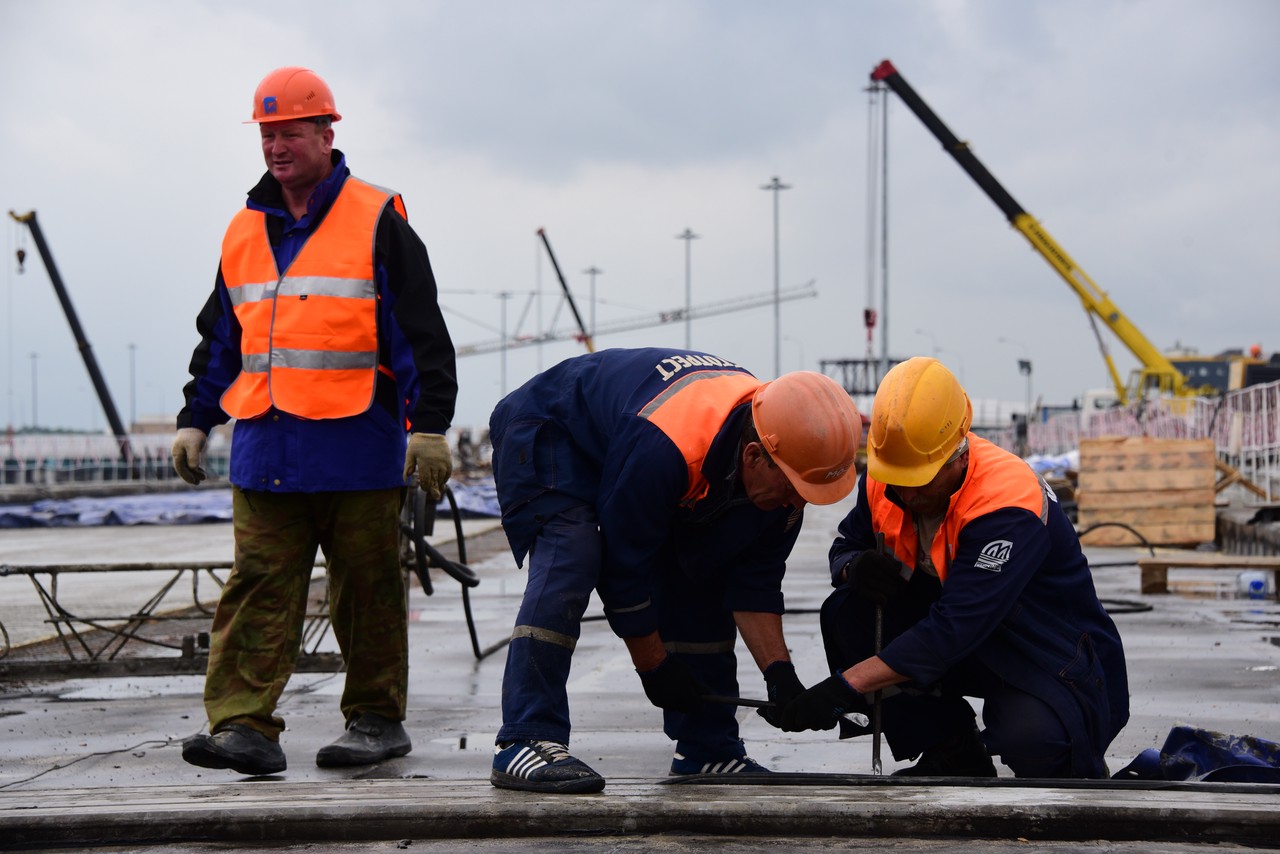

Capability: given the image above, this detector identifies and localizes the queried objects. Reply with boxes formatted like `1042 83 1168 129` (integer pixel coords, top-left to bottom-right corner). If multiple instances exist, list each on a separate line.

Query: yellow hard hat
867 356 972 487
751 371 862 505
249 67 342 124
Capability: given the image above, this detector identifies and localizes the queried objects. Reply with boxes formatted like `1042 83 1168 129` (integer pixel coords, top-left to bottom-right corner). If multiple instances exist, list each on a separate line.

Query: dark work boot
315 712 412 767
182 723 286 776
893 723 997 777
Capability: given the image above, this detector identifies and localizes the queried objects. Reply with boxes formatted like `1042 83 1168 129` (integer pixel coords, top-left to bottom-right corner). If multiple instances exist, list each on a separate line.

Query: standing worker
486 348 862 793
172 67 457 776
779 357 1128 778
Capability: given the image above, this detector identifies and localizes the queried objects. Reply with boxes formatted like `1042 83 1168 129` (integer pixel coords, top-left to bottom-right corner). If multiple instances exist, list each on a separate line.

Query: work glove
637 654 707 714
171 428 208 485
847 550 910 606
779 674 862 732
757 660 806 729
404 432 452 500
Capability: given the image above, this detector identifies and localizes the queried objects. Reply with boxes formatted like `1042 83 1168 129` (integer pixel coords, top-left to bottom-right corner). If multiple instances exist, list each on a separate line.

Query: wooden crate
1076 437 1216 547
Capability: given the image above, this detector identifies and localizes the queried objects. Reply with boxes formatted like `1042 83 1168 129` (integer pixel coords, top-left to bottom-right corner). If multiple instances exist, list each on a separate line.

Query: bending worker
487 348 862 793
172 67 456 776
780 357 1128 778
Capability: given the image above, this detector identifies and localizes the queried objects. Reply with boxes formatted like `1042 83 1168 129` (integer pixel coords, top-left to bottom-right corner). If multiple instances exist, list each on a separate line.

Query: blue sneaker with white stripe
491 740 605 794
670 752 771 776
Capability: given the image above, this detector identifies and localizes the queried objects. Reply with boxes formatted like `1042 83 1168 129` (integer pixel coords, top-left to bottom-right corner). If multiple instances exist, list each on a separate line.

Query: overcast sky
2 0 1277 434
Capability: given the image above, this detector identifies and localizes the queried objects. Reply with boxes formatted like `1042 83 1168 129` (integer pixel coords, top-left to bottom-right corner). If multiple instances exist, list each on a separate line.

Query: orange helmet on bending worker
751 371 862 505
248 67 342 123
867 356 972 487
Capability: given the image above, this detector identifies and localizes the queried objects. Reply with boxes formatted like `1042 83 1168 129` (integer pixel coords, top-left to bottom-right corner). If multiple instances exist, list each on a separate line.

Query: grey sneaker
315 712 412 767
182 723 286 776
491 740 605 794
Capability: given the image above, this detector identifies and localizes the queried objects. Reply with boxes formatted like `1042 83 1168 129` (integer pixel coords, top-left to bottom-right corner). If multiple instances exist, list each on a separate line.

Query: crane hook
15 247 24 273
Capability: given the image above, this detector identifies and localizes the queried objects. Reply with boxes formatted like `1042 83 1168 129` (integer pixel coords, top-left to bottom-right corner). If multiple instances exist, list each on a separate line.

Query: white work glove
171 427 208 485
404 432 452 500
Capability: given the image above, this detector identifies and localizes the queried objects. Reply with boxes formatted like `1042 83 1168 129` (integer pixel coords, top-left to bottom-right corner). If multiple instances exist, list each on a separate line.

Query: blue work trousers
820 580 1075 778
497 505 746 761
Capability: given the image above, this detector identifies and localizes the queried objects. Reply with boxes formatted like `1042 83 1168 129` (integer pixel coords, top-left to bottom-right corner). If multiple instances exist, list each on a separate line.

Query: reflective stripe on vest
638 370 762 506
867 434 1048 582
219 178 404 420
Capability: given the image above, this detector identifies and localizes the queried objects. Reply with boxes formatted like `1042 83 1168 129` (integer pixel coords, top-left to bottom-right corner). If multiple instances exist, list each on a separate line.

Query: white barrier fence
988 379 1280 503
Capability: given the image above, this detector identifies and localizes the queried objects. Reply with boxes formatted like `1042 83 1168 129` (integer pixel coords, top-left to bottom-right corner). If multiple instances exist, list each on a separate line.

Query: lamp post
128 342 136 430
914 328 939 358
998 336 1033 456
29 352 37 428
582 266 603 339
675 229 698 349
915 329 965 383
761 176 790 377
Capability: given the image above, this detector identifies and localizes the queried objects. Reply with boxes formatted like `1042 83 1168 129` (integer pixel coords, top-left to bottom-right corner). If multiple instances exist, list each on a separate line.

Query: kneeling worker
780 357 1128 778
488 348 862 793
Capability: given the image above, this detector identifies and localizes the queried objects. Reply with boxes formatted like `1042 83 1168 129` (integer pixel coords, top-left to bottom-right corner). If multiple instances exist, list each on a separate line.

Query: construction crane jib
869 60 1190 404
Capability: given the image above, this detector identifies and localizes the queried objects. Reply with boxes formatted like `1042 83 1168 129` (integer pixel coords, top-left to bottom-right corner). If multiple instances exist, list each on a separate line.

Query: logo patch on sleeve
975 539 1013 572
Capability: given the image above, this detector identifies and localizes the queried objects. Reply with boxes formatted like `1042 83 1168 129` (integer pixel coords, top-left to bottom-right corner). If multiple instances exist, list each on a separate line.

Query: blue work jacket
829 438 1130 776
489 348 803 637
176 151 456 492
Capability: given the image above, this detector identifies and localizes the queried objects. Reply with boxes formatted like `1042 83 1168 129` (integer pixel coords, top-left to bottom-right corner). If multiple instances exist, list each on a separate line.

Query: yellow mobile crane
870 60 1200 404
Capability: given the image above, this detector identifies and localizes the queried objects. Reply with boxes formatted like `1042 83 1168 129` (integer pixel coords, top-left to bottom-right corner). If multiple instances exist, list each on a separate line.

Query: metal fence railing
986 379 1280 504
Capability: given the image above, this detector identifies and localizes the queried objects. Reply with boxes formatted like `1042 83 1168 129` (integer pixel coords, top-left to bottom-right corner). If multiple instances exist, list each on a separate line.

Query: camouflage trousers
203 487 408 739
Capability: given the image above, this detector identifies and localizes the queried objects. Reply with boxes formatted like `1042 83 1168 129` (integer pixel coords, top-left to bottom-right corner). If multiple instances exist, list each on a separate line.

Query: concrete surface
1 499 1279 850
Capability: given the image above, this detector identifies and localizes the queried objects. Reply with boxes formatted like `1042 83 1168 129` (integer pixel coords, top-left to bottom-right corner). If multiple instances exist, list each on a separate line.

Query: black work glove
779 674 862 732
637 654 707 713
847 550 909 606
757 660 806 729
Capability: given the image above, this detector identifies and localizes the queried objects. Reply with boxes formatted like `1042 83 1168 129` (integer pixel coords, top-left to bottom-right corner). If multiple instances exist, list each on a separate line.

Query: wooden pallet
1077 437 1216 547
1137 552 1280 594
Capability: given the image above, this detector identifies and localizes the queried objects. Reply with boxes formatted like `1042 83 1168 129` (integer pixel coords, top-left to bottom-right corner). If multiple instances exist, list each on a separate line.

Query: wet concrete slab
1 500 1278 848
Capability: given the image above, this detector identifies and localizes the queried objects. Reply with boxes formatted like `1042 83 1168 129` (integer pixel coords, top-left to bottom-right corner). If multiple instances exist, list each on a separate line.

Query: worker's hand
848 550 909 606
637 654 706 714
404 432 452 500
779 674 861 732
171 428 208 485
757 660 806 729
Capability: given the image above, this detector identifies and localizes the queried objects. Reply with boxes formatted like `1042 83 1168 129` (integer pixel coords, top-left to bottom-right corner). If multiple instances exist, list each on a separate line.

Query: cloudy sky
2 0 1277 434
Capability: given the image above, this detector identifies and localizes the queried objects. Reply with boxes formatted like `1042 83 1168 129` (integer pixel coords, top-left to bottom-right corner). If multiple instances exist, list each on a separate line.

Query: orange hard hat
249 67 342 124
751 371 862 505
867 356 972 487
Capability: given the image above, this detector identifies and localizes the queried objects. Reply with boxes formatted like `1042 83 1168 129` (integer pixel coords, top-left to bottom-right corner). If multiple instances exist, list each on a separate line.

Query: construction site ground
1 495 1278 852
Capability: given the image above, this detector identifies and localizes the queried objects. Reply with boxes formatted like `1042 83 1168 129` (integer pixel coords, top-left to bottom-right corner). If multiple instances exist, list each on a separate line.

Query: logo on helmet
262 97 278 116
824 463 851 481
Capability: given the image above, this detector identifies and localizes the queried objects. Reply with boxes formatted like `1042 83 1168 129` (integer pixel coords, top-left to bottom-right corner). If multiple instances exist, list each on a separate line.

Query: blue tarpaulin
0 479 500 529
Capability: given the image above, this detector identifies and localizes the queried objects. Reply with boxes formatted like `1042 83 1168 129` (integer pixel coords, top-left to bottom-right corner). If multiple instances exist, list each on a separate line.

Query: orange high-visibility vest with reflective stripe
867 434 1048 582
638 369 763 507
219 178 406 420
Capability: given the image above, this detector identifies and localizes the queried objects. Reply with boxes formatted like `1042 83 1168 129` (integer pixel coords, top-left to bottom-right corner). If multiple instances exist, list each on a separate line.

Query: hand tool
872 531 886 776
703 694 871 728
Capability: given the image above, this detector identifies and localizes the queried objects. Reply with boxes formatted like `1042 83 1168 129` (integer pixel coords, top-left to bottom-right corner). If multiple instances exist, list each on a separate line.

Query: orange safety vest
219 177 407 420
638 369 763 507
867 434 1048 582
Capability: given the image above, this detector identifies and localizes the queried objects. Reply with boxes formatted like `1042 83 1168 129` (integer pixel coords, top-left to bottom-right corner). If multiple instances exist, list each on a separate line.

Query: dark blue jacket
176 151 456 492
489 348 802 637
830 441 1129 776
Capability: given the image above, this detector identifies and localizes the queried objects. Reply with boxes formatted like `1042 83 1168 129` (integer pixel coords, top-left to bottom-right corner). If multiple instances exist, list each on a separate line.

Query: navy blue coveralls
489 348 802 762
824 436 1129 778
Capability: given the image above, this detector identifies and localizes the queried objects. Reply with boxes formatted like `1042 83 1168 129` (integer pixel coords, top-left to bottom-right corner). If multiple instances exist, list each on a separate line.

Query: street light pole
128 342 136 430
914 328 939 358
761 176 790 377
582 266 603 339
675 229 699 349
29 352 37 428
998 337 1033 456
